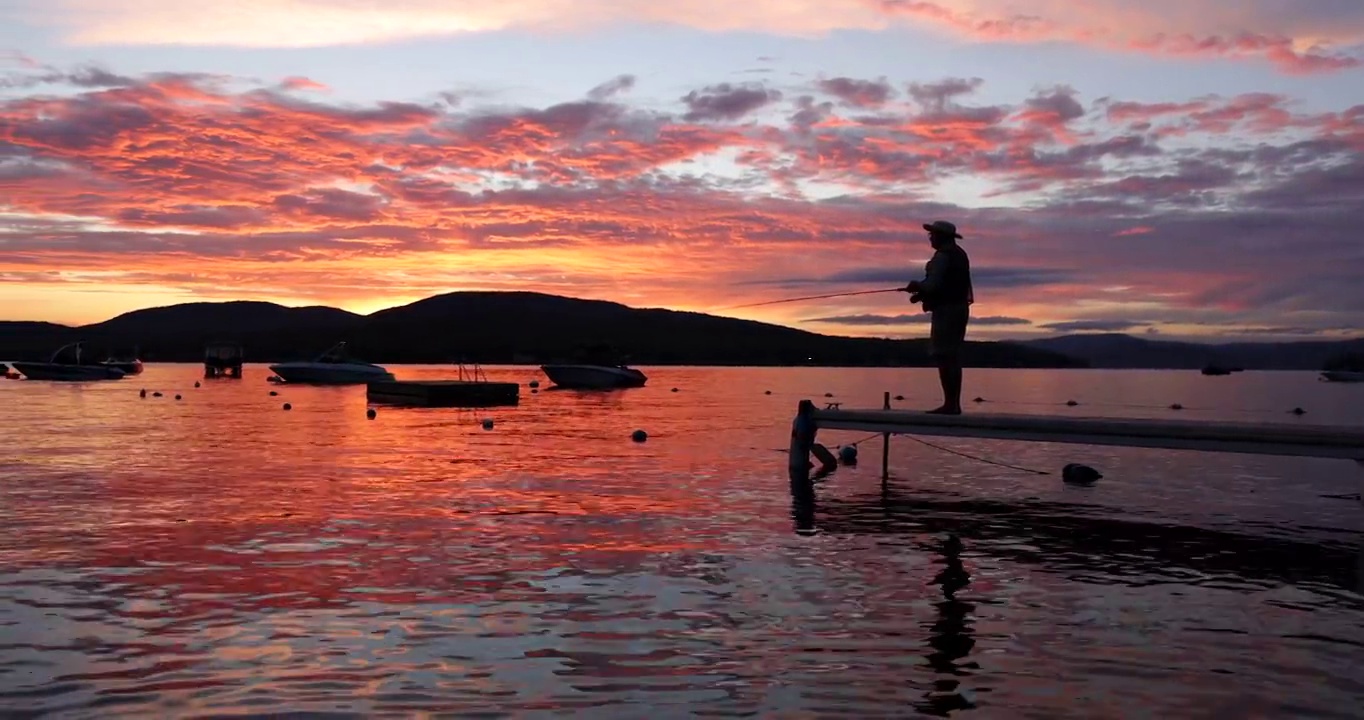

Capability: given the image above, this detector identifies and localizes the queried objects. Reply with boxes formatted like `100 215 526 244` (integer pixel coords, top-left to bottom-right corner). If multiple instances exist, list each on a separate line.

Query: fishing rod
722 287 908 310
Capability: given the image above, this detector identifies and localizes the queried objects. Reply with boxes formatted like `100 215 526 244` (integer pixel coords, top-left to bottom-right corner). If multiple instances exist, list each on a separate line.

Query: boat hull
540 364 648 389
1321 370 1364 383
11 363 126 381
268 362 395 385
102 359 144 375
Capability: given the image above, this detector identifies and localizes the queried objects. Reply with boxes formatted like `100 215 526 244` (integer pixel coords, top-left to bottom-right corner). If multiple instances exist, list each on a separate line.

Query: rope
779 430 1051 476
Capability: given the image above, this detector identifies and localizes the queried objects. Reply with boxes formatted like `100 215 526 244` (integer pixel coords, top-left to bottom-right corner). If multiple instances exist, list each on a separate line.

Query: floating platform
367 380 519 407
788 398 1364 495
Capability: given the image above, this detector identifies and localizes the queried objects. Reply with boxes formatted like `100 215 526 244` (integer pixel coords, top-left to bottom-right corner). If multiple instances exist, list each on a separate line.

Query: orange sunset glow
2 1 1362 341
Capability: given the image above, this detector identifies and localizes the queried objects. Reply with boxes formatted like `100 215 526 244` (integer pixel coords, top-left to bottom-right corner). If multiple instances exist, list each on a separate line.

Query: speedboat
1321 370 1364 383
101 356 144 375
11 342 127 381
268 342 394 385
540 364 648 389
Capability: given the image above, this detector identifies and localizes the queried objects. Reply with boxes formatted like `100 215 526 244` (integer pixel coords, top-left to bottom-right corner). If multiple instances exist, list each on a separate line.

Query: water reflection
792 484 1364 597
919 534 978 716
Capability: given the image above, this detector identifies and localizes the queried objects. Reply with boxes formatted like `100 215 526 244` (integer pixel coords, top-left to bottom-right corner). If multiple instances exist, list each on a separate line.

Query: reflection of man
906 220 973 415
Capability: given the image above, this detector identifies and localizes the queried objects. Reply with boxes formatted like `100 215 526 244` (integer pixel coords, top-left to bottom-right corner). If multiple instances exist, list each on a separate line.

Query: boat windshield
316 342 366 364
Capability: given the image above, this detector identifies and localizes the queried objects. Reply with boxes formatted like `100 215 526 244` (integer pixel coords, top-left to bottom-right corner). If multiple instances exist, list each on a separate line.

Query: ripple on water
1 366 1362 716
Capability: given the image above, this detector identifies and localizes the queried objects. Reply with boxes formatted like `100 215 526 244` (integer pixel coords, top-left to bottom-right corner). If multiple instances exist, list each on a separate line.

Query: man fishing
905 220 973 415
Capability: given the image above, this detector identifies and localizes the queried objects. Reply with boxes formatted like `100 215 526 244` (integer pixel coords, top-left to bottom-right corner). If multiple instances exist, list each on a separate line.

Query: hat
923 220 962 239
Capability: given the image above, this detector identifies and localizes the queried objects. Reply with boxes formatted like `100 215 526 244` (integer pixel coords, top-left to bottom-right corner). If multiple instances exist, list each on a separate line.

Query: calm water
1 365 1362 718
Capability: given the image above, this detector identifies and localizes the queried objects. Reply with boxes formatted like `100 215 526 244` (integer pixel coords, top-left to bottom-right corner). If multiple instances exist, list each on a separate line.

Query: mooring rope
780 430 1051 476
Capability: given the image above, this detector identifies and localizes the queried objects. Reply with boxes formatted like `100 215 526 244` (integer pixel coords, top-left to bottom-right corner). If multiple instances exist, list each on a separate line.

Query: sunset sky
2 1 1362 341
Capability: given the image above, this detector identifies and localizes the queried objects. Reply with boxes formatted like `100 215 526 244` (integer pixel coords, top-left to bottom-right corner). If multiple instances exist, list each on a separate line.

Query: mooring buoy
269 390 279 396
194 381 201 388
1062 463 1102 486
1170 403 1183 410
1290 407 1306 416
529 380 540 388
838 445 858 464
152 392 162 397
632 429 648 442
973 397 985 403
366 408 377 420
482 419 494 430
174 394 182 401
283 403 292 410
139 389 146 398
1066 400 1078 407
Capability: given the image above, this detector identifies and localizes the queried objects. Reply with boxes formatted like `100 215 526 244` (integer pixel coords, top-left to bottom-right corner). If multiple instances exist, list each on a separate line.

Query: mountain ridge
0 291 1081 368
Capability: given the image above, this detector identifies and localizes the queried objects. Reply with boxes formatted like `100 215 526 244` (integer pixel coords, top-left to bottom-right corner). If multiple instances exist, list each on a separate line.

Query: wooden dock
367 380 520 407
788 398 1364 498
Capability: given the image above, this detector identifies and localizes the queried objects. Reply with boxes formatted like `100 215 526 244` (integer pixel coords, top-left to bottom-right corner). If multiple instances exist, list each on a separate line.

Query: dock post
789 400 818 490
881 391 891 483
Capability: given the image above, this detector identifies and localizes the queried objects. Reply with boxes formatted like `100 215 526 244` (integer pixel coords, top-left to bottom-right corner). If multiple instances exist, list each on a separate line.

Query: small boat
268 342 394 385
540 364 648 389
101 356 144 375
10 342 127 381
1321 370 1364 383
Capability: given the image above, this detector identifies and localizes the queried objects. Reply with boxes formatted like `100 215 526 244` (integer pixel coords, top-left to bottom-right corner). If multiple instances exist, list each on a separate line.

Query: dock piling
881 391 891 483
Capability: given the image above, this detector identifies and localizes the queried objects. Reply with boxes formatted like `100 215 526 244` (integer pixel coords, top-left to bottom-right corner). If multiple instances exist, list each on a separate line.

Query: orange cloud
2 63 1362 337
7 0 1362 73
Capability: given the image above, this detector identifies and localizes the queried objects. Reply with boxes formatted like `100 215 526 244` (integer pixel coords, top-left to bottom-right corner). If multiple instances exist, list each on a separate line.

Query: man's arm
906 251 946 293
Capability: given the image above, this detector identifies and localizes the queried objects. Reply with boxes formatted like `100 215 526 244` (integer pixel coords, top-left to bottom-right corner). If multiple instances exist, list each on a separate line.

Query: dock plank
809 406 1364 460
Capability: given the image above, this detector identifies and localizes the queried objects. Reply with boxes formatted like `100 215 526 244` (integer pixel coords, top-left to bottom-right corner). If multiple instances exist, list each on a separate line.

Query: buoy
1066 400 1078 407
152 391 162 397
824 392 834 398
174 394 182 401
671 387 679 392
366 408 377 420
282 403 292 410
482 419 494 430
269 390 278 396
1170 403 1183 410
1290 407 1306 416
529 380 540 388
765 390 772 395
1062 463 1102 485
894 395 904 401
194 381 200 388
531 388 538 394
838 445 858 464
139 389 146 398
973 397 985 403
631 429 648 442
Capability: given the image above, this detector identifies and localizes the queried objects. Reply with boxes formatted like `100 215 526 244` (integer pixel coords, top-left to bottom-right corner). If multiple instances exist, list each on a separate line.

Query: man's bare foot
926 405 962 415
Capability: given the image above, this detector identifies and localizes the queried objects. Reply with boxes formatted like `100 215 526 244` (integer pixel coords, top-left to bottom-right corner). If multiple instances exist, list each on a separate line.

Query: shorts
929 304 970 358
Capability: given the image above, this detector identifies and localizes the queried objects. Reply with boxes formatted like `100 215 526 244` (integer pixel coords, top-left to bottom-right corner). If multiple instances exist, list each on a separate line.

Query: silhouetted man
906 220 973 415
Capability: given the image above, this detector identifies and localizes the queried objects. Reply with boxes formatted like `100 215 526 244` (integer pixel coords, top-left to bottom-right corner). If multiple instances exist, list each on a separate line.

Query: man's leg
927 307 966 415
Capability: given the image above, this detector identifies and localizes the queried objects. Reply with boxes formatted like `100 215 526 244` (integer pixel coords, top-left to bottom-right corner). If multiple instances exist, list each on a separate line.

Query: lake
1 365 1362 717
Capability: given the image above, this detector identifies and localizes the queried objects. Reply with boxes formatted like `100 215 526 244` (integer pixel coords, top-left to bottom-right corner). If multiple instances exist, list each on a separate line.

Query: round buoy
269 390 278 396
1170 403 1183 410
139 389 146 398
482 419 494 430
152 391 162 397
764 390 772 395
894 395 905 401
838 445 858 464
1290 407 1306 416
973 397 986 403
366 408 377 420
529 380 540 388
824 392 834 398
1066 400 1078 407
631 429 648 442
282 402 292 410
194 381 201 388
671 387 679 392
174 394 182 401
1062 463 1102 485
531 388 538 394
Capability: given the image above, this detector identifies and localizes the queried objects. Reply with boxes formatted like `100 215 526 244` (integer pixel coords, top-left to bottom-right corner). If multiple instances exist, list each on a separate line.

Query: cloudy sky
1 0 1362 341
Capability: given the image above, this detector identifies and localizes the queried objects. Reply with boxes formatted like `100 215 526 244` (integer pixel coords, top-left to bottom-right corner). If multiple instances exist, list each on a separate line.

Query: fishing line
722 287 906 310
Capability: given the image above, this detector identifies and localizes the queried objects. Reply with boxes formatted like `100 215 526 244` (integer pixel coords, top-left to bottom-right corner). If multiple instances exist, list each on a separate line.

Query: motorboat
540 364 648 389
268 342 394 385
1321 370 1364 383
10 342 127 381
101 356 144 375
